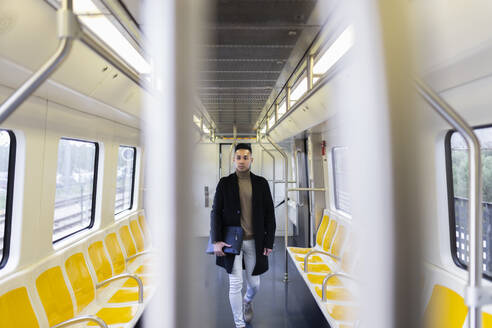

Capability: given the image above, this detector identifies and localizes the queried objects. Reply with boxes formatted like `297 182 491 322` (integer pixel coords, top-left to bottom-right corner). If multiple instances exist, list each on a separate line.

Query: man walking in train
210 143 276 328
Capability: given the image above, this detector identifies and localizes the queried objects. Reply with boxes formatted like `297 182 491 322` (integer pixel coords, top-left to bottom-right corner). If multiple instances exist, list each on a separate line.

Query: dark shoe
243 301 253 323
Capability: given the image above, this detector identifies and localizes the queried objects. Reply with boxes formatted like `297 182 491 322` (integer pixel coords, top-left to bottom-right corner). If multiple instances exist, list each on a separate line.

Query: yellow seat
105 233 126 275
36 267 75 326
315 286 353 301
65 253 96 312
307 273 342 286
134 265 150 275
300 263 331 273
294 254 323 263
322 220 338 252
0 287 40 327
138 214 148 236
288 247 313 255
37 260 141 327
423 284 468 328
88 306 139 326
326 303 359 322
66 252 141 307
316 214 331 246
483 312 492 327
330 225 347 257
108 289 147 303
130 220 146 252
288 214 331 255
123 276 150 287
119 225 138 258
88 241 113 283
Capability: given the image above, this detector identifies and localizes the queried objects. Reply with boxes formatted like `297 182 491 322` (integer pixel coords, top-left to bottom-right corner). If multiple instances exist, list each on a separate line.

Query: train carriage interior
1 0 492 327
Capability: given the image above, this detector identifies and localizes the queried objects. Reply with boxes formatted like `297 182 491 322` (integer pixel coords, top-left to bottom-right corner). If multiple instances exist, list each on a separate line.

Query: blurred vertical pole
378 1 422 326
142 0 177 326
142 0 200 327
337 0 421 327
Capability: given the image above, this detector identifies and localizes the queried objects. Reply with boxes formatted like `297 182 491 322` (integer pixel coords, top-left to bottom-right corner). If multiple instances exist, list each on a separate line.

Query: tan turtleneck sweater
237 170 254 240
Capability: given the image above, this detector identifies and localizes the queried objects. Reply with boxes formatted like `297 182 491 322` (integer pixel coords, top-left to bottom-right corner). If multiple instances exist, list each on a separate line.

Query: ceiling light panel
65 0 151 74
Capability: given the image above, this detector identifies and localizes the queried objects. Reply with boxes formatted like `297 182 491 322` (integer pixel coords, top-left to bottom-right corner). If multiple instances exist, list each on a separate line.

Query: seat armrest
96 273 144 303
51 315 108 328
303 250 340 273
126 250 156 263
321 272 357 301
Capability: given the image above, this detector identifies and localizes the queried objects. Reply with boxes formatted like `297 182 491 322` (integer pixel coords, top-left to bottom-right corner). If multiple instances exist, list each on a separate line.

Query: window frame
0 130 16 269
331 146 351 215
114 145 137 216
445 124 492 281
53 137 99 244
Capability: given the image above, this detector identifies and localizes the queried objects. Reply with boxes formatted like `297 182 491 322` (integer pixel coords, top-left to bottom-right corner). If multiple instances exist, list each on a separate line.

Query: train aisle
199 237 330 328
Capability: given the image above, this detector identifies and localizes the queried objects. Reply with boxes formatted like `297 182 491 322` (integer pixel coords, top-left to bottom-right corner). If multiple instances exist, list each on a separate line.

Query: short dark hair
235 143 252 153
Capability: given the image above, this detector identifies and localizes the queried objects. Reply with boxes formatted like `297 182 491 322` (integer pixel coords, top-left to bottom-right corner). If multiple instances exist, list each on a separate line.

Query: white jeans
229 239 260 328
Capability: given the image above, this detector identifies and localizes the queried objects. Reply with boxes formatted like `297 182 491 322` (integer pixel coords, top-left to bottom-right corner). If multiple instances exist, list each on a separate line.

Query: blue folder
206 226 244 255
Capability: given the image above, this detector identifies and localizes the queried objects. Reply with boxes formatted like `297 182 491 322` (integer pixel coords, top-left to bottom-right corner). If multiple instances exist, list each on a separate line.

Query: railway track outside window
446 126 492 279
53 138 99 243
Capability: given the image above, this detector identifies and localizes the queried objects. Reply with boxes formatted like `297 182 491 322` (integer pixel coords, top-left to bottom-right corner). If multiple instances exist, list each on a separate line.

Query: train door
306 133 326 247
219 143 232 178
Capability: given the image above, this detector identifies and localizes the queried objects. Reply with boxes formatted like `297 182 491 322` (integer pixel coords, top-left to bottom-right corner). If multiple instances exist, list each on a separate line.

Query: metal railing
0 0 148 126
0 0 78 124
416 78 486 328
257 131 276 200
265 135 289 282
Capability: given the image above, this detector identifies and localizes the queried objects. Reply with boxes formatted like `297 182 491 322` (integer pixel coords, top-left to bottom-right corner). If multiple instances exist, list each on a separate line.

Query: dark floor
136 237 330 328
198 236 329 328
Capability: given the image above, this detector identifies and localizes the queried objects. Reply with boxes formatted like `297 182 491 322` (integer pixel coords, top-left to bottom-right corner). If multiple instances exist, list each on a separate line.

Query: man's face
234 149 253 172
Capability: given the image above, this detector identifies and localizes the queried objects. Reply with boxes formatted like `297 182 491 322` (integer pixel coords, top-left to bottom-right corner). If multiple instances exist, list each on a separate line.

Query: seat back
36 266 74 327
330 225 348 257
138 214 148 235
88 241 113 283
322 220 338 252
105 232 126 275
315 214 330 247
0 287 40 327
65 253 95 312
423 284 467 328
483 312 492 326
130 220 145 252
119 225 137 257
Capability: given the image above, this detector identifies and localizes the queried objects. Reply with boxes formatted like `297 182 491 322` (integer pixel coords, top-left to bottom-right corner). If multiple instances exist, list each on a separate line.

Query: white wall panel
192 143 219 237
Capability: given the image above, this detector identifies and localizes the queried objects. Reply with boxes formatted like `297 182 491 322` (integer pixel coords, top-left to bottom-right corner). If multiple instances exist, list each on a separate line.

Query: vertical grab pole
266 135 289 282
228 125 238 174
415 78 483 328
257 131 276 204
0 0 78 124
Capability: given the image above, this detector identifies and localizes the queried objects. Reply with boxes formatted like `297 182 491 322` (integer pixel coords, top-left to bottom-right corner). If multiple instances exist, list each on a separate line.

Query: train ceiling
121 0 323 135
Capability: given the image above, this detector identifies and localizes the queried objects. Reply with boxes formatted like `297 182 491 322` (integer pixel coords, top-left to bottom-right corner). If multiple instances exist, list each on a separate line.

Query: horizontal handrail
51 315 108 328
0 0 78 124
321 272 357 302
303 250 341 273
96 273 144 303
126 249 155 262
288 188 326 192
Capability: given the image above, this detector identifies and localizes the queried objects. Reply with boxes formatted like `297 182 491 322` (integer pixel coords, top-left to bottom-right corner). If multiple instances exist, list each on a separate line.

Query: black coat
210 172 276 275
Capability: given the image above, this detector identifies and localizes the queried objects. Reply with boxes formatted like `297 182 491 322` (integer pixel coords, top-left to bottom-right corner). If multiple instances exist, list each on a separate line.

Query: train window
290 76 308 104
0 131 15 269
332 147 351 214
53 138 99 243
115 146 136 215
446 127 492 279
268 113 275 129
278 98 287 118
313 25 354 78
